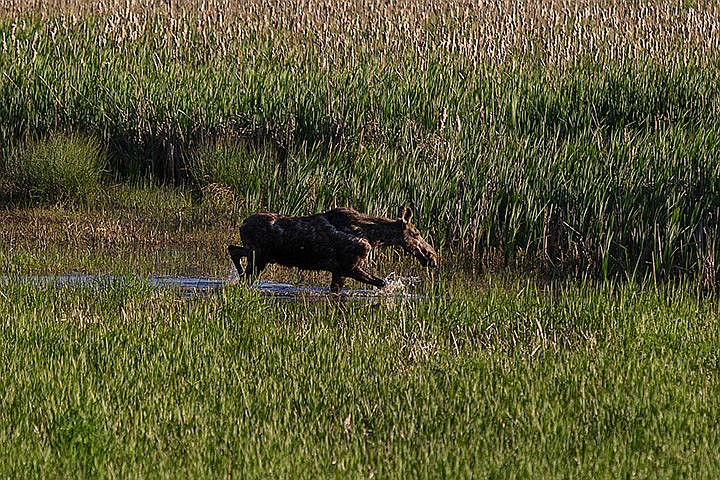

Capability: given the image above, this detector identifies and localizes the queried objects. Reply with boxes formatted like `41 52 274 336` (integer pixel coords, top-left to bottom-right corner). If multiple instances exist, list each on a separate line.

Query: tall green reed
2 2 720 282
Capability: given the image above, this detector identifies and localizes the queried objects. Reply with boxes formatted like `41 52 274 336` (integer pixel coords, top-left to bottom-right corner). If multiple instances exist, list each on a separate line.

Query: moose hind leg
228 245 249 276
244 250 267 280
348 266 386 289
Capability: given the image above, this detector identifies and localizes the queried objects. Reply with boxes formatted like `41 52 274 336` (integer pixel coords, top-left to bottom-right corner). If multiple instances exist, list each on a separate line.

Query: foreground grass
1 277 718 477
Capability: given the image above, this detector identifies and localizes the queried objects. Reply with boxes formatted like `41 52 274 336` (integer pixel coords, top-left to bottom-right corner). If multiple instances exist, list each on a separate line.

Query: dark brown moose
228 206 438 293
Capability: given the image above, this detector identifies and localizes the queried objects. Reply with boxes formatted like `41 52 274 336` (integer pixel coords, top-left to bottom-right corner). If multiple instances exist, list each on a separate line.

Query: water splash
382 272 421 294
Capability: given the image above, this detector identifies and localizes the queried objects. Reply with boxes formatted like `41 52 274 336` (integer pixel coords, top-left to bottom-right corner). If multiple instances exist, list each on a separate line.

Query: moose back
228 206 437 293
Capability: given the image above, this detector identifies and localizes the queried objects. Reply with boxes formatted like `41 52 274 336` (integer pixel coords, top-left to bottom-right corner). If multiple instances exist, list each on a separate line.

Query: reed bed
2 0 720 281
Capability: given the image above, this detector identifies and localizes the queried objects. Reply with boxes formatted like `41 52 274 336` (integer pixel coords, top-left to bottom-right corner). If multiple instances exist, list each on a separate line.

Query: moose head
395 206 438 268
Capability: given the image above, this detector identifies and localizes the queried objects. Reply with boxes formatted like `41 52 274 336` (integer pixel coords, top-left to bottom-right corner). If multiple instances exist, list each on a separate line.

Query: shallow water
4 273 422 300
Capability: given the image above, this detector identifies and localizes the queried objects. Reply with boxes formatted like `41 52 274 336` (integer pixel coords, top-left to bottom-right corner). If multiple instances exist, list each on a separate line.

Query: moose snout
416 248 438 268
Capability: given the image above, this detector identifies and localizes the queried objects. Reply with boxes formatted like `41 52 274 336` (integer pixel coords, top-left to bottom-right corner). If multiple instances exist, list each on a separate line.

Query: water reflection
5 273 423 301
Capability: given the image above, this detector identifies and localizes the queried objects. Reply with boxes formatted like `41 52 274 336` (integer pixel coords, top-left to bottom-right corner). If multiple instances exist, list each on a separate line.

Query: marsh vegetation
2 0 720 477
2 0 720 280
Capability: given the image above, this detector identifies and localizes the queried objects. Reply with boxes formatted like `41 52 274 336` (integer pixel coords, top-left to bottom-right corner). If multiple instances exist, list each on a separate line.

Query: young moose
228 206 438 293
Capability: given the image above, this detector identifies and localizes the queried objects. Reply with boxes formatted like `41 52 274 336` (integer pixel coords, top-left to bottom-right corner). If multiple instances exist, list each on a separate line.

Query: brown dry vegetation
3 0 718 65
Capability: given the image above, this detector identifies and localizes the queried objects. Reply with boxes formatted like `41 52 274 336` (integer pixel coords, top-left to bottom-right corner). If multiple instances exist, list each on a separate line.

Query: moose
228 206 438 293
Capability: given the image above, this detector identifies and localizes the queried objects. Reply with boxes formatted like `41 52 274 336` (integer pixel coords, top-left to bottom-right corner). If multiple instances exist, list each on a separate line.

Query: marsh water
6 272 423 300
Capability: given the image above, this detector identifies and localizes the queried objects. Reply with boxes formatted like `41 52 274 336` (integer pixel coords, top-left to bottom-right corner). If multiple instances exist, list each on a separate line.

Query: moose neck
361 217 402 247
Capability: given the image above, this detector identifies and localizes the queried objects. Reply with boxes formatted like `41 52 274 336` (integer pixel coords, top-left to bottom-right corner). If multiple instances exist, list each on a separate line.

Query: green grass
2 4 720 475
1 277 719 477
2 133 107 204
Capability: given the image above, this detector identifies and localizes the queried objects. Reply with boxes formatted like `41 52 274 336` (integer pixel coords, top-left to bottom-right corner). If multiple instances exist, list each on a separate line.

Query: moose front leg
348 266 386 289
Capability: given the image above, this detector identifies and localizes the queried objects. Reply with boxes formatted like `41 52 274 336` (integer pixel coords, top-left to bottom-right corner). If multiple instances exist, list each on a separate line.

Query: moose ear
398 205 413 224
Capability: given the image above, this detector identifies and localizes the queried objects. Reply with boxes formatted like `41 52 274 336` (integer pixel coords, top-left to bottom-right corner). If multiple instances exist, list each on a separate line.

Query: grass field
3 0 720 477
2 275 720 478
